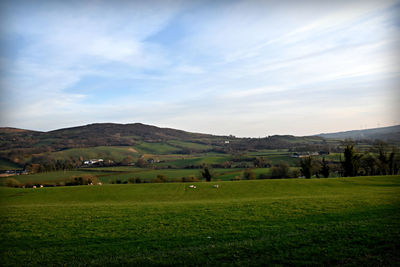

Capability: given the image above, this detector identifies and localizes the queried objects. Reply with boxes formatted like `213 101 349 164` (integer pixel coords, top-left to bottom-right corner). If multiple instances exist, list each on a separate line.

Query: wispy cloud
0 0 399 136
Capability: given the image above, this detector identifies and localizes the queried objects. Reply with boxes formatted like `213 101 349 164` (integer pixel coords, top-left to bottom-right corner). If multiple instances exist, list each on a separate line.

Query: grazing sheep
189 185 196 189
98 182 102 186
40 185 43 188
213 184 219 188
33 185 37 189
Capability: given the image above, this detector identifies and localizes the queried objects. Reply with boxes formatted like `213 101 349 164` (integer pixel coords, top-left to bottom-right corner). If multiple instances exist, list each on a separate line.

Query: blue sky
0 0 399 136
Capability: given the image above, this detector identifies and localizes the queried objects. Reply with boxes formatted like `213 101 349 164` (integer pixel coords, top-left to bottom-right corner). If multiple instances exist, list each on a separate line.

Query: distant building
292 152 319 158
147 158 160 164
83 159 104 165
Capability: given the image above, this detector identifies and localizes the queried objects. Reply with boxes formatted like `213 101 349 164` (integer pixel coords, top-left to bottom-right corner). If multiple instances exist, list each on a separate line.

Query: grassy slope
1 176 399 266
134 142 182 154
3 167 261 184
1 170 118 184
51 146 139 161
0 159 22 170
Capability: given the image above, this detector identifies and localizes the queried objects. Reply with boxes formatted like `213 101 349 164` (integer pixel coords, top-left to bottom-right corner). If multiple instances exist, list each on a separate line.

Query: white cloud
1 0 399 135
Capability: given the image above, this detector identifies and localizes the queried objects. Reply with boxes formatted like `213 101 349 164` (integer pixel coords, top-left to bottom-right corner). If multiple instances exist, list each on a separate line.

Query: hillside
1 122 399 170
0 123 327 151
0 123 221 151
317 125 400 142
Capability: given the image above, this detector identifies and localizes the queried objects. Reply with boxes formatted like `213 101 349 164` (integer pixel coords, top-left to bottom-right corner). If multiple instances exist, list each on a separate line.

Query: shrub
244 169 256 180
4 178 21 188
290 169 301 178
24 181 33 188
270 161 290 179
66 175 97 186
231 175 241 181
153 174 168 183
128 177 143 184
181 176 199 183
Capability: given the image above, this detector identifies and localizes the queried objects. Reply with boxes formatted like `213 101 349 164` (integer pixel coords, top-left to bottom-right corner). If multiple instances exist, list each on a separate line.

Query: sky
0 0 399 137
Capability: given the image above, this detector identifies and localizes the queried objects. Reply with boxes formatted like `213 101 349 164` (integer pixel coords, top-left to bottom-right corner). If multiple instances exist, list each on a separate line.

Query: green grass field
2 167 272 185
1 176 399 266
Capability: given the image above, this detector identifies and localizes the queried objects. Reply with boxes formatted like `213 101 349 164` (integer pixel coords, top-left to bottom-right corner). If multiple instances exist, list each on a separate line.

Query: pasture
1 167 276 185
1 176 399 266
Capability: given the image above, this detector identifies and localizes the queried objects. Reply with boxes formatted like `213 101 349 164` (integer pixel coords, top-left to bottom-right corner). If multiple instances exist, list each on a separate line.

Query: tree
300 157 313 178
360 153 377 176
121 156 134 166
375 144 399 175
320 157 330 178
341 145 361 177
136 158 146 168
201 165 213 182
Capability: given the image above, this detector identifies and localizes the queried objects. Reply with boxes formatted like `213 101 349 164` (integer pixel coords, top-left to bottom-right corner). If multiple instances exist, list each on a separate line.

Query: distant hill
0 122 325 151
0 123 222 151
317 125 400 142
2 122 398 170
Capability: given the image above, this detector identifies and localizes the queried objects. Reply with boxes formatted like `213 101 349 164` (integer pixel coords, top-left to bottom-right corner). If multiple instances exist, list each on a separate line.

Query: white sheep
33 185 37 189
213 184 219 188
40 185 43 188
189 185 196 189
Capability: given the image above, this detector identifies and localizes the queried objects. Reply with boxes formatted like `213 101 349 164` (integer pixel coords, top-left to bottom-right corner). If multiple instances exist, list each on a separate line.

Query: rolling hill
0 122 325 153
317 125 400 142
0 122 399 170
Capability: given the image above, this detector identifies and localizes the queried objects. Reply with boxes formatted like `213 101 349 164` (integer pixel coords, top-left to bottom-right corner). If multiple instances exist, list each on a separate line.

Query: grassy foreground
1 176 399 266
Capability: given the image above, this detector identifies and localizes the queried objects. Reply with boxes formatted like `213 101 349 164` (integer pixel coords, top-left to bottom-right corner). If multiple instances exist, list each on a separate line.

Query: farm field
1 167 275 185
1 176 399 266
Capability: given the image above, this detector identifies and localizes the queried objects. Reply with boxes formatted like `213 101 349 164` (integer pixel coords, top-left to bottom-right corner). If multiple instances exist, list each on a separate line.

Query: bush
290 169 301 178
270 161 290 179
181 176 199 183
66 175 97 186
231 175 242 181
128 177 143 184
153 174 168 183
244 169 256 180
4 178 21 188
24 181 33 188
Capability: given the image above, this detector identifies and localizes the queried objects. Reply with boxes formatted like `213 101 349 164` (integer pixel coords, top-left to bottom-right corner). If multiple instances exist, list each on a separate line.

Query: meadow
1 175 399 266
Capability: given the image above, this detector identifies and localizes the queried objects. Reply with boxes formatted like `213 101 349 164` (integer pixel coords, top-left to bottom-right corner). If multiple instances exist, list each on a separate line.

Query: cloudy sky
0 0 399 137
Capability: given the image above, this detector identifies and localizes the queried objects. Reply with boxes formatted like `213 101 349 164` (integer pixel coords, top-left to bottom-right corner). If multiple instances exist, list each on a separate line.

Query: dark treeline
341 143 400 177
